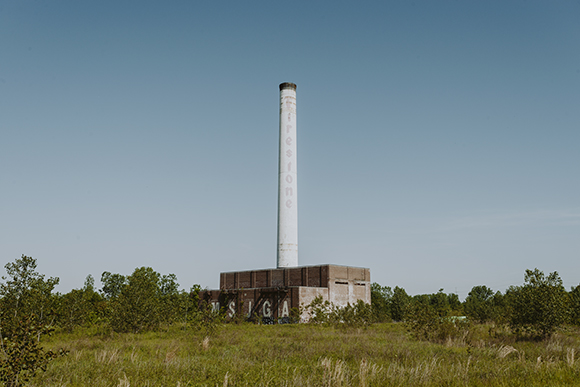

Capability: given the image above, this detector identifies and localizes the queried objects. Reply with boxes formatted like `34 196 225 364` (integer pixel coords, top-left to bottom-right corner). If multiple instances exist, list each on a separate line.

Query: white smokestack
277 82 298 268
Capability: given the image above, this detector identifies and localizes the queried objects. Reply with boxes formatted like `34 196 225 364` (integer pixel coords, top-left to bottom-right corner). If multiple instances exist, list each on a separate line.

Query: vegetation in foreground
32 322 580 386
2 255 580 386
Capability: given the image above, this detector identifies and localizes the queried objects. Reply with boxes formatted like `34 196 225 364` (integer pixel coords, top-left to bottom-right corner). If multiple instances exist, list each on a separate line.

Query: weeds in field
117 373 129 387
320 357 346 387
358 358 381 387
28 323 580 387
201 336 210 351
95 348 119 365
497 345 518 358
566 347 575 367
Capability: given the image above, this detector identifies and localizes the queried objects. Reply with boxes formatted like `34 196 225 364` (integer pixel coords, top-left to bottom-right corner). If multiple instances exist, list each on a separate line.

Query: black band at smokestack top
279 82 297 91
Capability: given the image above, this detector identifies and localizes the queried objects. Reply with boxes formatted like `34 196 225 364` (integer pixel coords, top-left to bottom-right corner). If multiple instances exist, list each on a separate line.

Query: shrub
0 256 60 331
57 276 105 332
464 285 495 323
406 297 470 343
390 286 411 322
371 283 392 322
330 300 374 328
109 267 163 333
570 285 580 326
506 268 568 338
191 301 224 336
0 315 66 387
304 296 333 324
303 297 373 328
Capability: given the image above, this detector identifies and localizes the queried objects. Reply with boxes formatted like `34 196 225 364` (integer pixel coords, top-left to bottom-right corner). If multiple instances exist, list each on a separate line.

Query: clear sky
1 1 579 299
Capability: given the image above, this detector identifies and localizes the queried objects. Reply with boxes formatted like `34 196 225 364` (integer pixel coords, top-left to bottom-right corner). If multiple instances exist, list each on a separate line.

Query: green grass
30 323 580 386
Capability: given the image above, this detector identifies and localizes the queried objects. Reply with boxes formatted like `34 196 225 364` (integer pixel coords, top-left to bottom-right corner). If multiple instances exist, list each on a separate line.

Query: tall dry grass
28 323 580 387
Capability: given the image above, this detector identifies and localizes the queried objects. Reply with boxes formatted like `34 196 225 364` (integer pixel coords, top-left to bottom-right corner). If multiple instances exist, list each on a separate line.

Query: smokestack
277 82 298 268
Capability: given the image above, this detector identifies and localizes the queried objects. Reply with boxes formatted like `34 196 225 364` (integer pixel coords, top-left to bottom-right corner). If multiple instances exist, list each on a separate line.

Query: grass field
31 323 580 387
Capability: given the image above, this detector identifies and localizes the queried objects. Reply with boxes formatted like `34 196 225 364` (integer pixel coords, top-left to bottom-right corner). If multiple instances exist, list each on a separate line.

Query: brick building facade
198 264 370 322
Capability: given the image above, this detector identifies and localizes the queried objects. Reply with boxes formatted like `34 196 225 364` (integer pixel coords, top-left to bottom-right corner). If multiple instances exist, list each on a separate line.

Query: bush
330 300 373 328
57 276 105 332
506 268 568 338
110 267 163 333
464 285 495 323
191 301 224 336
371 283 392 322
303 296 333 324
303 297 373 328
406 301 470 343
0 315 66 387
0 255 60 332
390 286 411 322
570 285 580 326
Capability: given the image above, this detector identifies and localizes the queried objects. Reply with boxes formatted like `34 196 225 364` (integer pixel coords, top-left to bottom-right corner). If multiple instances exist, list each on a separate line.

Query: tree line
2 254 579 386
0 256 201 337
0 255 210 386
371 268 580 339
1 255 579 338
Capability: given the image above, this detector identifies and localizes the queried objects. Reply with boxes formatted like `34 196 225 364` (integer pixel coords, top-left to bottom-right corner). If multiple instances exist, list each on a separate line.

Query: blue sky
1 1 579 299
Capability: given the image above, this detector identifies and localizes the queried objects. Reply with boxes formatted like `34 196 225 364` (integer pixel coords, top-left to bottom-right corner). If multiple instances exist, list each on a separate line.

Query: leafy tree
490 291 508 324
302 297 373 328
176 286 201 324
83 275 95 292
330 300 373 328
406 300 470 343
506 268 568 337
391 286 411 322
159 274 181 324
304 296 333 324
99 272 126 300
464 285 495 323
406 292 470 343
447 293 462 315
58 290 87 332
0 315 66 387
160 274 179 296
103 268 193 332
192 300 224 337
370 283 392 322
410 289 455 319
406 300 440 341
0 255 59 334
82 275 106 322
0 256 65 386
429 289 451 317
57 275 105 332
568 285 580 326
110 267 163 333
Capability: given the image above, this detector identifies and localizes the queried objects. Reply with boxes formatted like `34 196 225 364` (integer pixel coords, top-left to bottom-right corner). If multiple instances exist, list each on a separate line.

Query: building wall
220 265 334 290
199 265 370 322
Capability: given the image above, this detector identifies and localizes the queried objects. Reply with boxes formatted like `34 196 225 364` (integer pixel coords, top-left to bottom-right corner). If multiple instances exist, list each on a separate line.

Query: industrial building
198 83 371 321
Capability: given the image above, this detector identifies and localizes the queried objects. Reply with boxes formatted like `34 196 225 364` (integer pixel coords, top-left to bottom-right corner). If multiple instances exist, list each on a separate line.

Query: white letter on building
281 300 289 317
247 301 252 318
263 300 272 317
